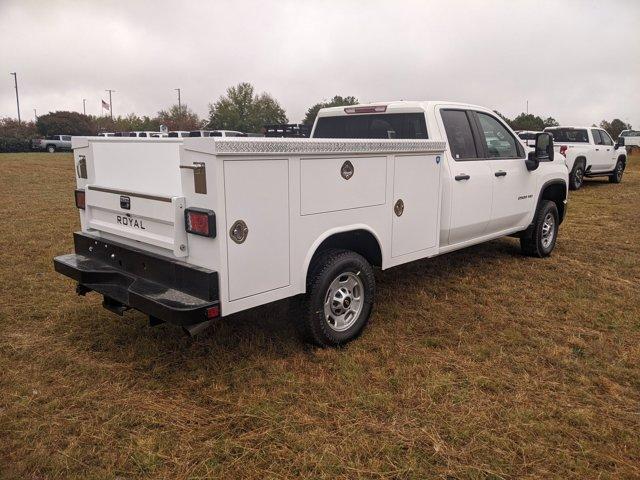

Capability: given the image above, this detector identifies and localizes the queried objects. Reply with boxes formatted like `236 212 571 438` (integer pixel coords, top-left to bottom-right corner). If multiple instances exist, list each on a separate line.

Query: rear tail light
344 105 387 114
185 208 216 237
74 189 85 209
559 145 568 157
206 305 220 319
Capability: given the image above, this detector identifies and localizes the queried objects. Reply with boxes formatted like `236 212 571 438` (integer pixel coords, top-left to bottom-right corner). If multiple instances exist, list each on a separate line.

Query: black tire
520 200 559 258
47 145 56 153
608 159 624 184
568 160 585 190
300 249 375 347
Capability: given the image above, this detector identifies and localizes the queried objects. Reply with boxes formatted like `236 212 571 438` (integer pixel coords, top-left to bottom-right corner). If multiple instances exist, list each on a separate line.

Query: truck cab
543 126 626 189
312 101 567 248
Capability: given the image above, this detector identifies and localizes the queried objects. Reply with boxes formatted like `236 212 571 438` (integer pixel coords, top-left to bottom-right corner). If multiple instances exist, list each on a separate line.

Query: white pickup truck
619 129 640 148
54 101 568 347
543 126 626 190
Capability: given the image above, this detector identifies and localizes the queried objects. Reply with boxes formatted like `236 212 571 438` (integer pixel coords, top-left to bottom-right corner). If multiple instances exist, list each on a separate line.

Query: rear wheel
300 249 375 347
520 200 559 258
609 159 624 183
47 145 56 153
569 160 585 190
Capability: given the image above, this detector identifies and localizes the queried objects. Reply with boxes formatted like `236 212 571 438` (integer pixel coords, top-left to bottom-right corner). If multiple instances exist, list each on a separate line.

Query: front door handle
595 148 600 151
455 174 470 181
494 171 507 177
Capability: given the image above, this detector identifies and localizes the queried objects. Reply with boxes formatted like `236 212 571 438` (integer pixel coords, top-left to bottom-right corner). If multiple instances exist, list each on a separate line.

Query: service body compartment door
224 159 290 301
392 154 441 258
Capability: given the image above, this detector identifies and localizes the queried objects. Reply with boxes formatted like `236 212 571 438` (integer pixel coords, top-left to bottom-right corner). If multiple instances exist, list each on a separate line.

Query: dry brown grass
1 152 639 479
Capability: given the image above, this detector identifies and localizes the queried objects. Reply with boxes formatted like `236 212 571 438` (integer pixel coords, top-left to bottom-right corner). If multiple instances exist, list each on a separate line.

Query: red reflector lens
185 208 216 237
559 145 568 157
206 305 220 319
75 189 85 209
187 211 209 235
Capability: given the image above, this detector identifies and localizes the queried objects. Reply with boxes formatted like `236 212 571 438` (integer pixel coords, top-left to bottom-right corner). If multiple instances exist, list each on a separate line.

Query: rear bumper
53 232 220 326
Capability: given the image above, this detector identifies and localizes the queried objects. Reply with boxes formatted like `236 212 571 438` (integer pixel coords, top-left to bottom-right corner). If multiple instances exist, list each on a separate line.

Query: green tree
0 117 38 152
510 113 546 132
543 117 559 128
600 119 631 139
303 95 359 126
208 83 287 133
36 111 94 136
156 104 201 131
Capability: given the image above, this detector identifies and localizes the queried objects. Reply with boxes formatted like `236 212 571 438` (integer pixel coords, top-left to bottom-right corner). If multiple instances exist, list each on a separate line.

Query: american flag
102 100 110 110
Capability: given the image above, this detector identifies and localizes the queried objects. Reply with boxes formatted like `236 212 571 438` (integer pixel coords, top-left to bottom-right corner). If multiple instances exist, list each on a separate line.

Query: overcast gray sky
1 0 639 126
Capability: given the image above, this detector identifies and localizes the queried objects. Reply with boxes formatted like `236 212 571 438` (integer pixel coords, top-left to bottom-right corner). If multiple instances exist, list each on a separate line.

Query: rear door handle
595 148 600 151
494 171 507 177
455 174 470 181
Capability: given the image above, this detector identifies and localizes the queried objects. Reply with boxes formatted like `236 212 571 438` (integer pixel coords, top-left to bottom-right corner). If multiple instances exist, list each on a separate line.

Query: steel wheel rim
323 272 364 332
541 212 556 249
575 167 583 186
616 163 623 181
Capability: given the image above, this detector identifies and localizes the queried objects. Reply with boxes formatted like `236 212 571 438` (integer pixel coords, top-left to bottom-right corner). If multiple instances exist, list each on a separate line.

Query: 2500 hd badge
116 214 146 230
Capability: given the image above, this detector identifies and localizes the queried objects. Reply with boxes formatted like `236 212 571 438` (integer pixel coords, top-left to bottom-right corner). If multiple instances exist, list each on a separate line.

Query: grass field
1 152 639 479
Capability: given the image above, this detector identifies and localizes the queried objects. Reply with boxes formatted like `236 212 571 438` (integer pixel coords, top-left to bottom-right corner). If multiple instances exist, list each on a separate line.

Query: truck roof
316 100 492 117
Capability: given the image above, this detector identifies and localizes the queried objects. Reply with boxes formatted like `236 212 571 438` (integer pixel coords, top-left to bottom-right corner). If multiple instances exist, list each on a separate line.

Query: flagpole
105 89 115 120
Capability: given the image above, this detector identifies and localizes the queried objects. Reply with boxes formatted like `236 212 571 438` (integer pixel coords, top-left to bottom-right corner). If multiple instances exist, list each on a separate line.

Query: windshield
546 128 588 143
314 113 428 139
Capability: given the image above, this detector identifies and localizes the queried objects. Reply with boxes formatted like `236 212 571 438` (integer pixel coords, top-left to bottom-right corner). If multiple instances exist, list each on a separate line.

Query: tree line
0 82 633 152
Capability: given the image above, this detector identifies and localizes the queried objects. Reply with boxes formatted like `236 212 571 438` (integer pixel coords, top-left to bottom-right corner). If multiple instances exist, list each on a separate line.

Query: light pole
105 89 115 120
175 88 181 112
10 72 21 123
83 98 86 115
34 109 37 120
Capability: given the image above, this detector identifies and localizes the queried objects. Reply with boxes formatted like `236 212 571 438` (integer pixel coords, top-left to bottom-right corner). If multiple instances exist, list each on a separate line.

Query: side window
591 129 602 145
441 110 478 160
600 130 613 145
476 113 519 158
61 135 71 141
139 132 147 137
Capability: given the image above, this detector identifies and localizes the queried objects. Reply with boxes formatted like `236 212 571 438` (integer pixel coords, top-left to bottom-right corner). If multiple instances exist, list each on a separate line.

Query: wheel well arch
574 155 587 168
617 153 627 166
304 227 383 284
538 180 567 224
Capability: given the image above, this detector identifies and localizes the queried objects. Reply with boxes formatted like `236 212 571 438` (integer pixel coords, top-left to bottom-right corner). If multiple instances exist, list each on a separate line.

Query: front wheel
47 145 56 153
520 200 559 258
609 160 624 184
300 249 375 347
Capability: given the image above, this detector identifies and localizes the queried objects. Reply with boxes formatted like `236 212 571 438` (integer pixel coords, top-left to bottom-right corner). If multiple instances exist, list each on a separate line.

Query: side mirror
526 132 554 171
615 137 624 150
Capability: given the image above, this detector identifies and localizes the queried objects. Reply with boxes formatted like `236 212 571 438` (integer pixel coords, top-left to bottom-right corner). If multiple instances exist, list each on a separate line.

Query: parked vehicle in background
516 130 540 147
97 133 115 137
619 129 640 147
264 124 311 138
54 100 567 347
168 131 192 138
544 126 626 190
31 135 72 153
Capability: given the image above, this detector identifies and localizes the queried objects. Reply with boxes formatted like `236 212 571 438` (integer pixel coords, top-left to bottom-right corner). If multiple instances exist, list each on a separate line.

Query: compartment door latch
180 162 207 194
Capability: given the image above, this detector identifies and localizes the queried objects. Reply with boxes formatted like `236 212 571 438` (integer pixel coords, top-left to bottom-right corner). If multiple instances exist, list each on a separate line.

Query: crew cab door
598 129 617 170
440 109 493 245
590 129 609 171
473 112 534 232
